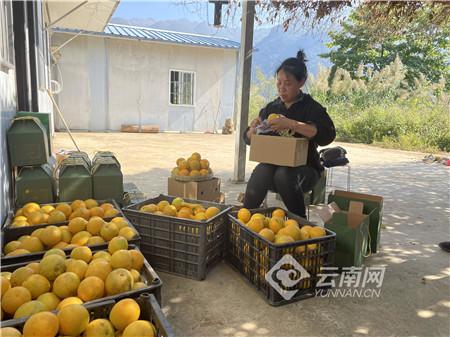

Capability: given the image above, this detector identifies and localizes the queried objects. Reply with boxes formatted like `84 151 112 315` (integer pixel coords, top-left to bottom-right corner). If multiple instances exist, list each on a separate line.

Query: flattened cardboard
168 177 220 202
249 134 308 167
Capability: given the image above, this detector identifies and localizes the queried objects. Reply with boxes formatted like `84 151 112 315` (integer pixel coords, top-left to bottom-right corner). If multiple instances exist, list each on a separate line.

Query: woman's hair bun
297 49 307 63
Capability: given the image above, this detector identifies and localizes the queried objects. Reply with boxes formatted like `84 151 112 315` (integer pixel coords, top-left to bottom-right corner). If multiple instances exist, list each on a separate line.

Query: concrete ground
54 132 450 337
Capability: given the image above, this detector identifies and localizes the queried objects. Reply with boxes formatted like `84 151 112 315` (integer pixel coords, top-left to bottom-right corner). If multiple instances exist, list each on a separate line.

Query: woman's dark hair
276 49 308 82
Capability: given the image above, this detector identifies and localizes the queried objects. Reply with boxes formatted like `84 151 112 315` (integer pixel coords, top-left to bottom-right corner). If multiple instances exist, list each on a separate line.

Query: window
0 0 14 71
170 70 195 106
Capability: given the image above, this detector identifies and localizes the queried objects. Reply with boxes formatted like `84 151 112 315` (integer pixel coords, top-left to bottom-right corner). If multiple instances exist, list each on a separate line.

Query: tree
320 3 450 86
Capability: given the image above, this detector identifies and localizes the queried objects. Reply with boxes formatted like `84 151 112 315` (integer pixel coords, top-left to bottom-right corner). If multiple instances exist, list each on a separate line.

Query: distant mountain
252 25 332 79
109 17 332 78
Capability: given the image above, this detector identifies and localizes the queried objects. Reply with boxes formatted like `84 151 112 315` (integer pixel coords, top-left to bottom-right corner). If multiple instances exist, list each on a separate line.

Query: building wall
0 66 16 224
52 34 238 132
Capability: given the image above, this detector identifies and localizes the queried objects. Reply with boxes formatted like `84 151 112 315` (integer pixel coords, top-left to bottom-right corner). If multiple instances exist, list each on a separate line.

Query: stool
326 164 351 191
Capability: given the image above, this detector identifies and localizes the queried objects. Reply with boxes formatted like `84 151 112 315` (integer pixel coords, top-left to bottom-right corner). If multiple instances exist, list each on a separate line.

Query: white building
51 24 239 132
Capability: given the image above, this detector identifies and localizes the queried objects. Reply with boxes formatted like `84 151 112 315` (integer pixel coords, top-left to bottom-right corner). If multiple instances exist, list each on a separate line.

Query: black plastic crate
123 194 232 280
0 293 174 337
0 214 141 265
0 244 162 317
226 207 336 306
3 199 124 231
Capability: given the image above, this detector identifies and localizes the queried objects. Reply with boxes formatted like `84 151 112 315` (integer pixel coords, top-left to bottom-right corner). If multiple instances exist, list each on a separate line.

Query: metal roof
54 23 240 50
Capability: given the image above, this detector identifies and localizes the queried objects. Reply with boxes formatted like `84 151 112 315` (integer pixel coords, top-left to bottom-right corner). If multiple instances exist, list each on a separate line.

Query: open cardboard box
328 190 383 253
249 134 308 167
319 200 370 267
168 177 221 202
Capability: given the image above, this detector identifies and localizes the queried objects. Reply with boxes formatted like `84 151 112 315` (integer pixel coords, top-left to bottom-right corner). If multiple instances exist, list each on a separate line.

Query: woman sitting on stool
243 49 336 218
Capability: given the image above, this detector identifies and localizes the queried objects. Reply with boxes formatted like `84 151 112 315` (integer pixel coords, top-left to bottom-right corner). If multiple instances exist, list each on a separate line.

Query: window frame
0 0 15 72
168 69 196 107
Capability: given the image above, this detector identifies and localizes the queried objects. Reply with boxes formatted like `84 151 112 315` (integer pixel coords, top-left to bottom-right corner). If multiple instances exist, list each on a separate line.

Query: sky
113 0 239 25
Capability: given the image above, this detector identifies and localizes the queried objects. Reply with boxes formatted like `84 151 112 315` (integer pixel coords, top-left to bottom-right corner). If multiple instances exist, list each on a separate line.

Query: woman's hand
249 117 261 129
246 117 261 140
268 115 295 132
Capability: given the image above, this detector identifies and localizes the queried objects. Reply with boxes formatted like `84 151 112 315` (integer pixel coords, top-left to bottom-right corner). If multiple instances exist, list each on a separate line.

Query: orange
129 249 145 271
70 230 92 245
104 208 120 218
1 286 32 315
67 217 88 234
85 259 112 281
237 208 251 223
57 304 90 336
89 206 105 218
13 300 46 319
100 222 119 241
111 250 133 270
36 292 61 310
69 207 90 221
23 311 59 337
108 236 128 254
52 272 81 299
22 274 51 299
1 276 11 297
84 319 115 337
86 216 105 235
109 298 140 331
205 207 220 219
47 210 66 224
77 276 105 302
70 199 86 211
10 267 35 287
66 259 88 280
269 217 284 234
246 218 264 233
122 321 155 337
55 203 72 218
100 202 115 212
70 246 93 263
84 199 99 209
200 159 209 169
40 226 62 247
39 254 66 281
272 208 286 219
56 296 83 310
105 268 134 296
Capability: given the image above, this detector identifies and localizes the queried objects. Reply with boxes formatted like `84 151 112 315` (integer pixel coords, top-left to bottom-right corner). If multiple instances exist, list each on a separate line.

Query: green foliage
249 68 277 122
321 4 450 89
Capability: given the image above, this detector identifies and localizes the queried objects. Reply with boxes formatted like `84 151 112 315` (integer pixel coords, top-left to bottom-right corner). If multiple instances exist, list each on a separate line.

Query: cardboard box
319 201 370 267
168 177 220 202
249 134 308 167
328 190 383 254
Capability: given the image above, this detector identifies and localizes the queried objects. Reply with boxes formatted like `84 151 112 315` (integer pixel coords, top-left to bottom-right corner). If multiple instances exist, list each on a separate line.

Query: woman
243 50 336 218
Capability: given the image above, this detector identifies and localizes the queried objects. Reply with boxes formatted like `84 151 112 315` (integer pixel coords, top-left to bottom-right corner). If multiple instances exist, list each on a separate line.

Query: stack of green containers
15 164 56 206
92 152 123 205
7 116 49 167
7 116 55 206
58 157 92 201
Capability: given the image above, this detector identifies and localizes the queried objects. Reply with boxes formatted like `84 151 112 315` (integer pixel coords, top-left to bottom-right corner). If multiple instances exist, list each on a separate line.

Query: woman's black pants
243 164 320 218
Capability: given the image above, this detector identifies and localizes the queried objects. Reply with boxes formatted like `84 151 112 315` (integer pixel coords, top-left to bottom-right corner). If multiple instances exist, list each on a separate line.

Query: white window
0 0 14 71
170 70 195 106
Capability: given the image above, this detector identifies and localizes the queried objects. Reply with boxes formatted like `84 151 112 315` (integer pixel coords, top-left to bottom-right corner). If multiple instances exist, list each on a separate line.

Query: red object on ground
446 159 450 166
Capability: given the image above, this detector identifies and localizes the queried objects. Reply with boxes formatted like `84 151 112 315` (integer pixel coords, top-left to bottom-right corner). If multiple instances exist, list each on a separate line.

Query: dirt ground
54 132 450 337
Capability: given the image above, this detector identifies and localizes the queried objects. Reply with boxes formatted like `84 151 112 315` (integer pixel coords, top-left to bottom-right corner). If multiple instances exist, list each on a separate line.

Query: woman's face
276 69 303 104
